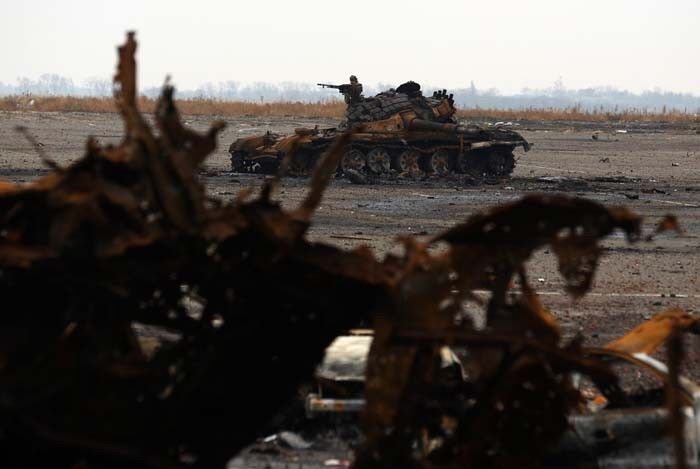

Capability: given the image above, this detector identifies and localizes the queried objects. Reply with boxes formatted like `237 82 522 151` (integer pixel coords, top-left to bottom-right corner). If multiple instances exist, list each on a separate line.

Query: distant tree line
1 74 698 113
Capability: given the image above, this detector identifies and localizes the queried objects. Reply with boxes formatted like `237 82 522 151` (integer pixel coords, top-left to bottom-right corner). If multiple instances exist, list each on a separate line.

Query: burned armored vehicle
229 81 530 178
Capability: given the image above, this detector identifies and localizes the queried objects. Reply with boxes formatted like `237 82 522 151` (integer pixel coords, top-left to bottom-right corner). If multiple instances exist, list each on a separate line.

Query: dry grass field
1 95 698 123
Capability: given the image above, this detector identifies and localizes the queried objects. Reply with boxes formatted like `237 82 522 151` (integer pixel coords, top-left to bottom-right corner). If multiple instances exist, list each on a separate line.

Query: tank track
336 144 516 179
231 143 516 181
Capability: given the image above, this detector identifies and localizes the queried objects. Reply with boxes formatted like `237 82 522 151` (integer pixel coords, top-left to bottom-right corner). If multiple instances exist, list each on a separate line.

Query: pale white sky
1 0 698 94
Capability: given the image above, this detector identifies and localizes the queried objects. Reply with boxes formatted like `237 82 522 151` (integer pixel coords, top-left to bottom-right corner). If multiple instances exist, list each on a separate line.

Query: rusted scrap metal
356 210 695 469
357 196 645 469
606 308 700 355
0 32 694 469
0 33 386 469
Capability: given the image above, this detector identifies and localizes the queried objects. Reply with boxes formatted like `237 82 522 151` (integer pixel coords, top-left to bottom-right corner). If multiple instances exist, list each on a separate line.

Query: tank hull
230 124 528 178
229 84 531 179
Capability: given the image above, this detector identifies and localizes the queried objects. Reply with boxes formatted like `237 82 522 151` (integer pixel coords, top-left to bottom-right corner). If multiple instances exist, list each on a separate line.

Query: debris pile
355 196 691 469
0 33 386 469
0 34 694 469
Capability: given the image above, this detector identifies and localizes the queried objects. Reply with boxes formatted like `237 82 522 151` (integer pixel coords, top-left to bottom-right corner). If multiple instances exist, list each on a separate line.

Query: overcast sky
2 0 699 95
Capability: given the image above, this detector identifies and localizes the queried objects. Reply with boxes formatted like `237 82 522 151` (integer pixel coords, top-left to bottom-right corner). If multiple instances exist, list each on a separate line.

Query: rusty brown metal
356 194 648 469
605 309 700 355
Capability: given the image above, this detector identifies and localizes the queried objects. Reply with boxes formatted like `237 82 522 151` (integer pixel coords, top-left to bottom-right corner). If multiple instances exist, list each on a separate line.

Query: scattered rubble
592 130 625 141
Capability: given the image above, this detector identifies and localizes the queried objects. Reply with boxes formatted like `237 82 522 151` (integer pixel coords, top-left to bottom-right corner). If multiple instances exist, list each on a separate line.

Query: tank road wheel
421 149 451 176
340 149 366 173
392 149 422 177
366 148 391 174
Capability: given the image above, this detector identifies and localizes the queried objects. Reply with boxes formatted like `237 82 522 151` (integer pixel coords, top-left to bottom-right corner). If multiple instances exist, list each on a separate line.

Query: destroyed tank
229 81 531 179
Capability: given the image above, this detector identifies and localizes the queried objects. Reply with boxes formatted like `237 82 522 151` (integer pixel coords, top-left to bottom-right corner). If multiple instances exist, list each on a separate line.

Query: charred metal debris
0 33 695 469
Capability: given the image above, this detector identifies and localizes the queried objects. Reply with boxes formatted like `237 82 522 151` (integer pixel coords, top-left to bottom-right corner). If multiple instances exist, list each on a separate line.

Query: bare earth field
1 111 699 467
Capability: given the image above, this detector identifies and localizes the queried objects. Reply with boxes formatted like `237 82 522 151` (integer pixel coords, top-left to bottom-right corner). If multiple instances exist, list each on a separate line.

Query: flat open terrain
1 111 699 343
1 111 699 465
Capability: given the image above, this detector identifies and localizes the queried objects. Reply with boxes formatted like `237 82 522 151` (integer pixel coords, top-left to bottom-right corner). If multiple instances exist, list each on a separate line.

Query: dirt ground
1 111 699 467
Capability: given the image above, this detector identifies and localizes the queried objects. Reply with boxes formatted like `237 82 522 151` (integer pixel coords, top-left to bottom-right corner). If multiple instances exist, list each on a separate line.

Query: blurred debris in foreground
0 33 696 469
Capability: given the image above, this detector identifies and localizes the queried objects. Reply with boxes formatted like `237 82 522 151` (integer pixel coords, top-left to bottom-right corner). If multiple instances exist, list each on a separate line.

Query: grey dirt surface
1 111 699 467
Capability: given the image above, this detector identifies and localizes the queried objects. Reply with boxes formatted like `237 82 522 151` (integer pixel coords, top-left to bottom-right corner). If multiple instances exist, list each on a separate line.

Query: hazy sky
2 0 699 94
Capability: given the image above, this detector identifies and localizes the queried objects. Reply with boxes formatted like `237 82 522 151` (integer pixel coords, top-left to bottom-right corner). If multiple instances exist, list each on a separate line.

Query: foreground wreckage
0 33 696 469
308 325 700 468
229 82 530 179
